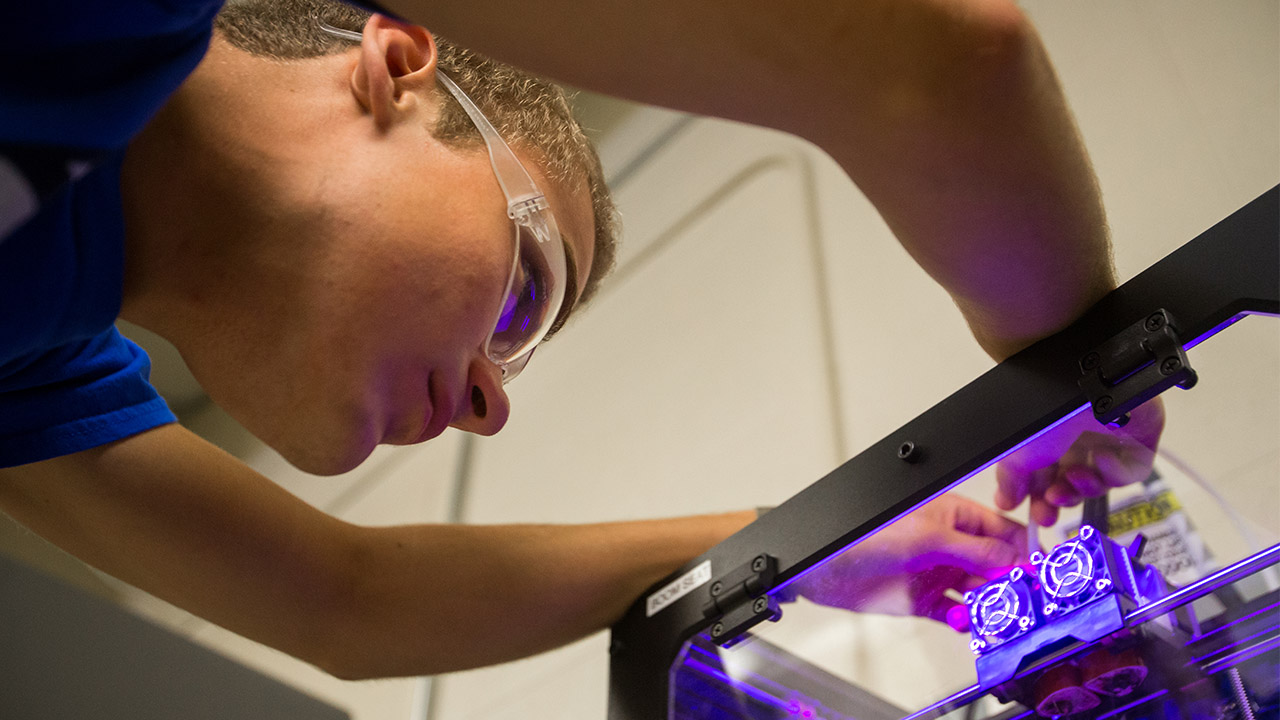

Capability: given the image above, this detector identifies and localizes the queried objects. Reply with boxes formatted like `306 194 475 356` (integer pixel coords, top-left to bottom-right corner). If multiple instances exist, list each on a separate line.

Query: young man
0 0 1160 679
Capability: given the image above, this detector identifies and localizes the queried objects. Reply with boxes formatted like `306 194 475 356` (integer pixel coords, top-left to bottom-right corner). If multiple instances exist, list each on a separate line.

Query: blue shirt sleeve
0 327 175 468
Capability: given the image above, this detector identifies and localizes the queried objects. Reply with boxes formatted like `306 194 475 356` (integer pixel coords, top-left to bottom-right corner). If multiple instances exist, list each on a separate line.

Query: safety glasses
433 72 567 383
318 20 568 384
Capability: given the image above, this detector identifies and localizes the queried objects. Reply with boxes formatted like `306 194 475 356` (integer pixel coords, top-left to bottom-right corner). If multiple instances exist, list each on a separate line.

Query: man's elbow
296 529 440 682
865 0 1046 150
275 527 388 681
964 0 1034 46
935 0 1040 103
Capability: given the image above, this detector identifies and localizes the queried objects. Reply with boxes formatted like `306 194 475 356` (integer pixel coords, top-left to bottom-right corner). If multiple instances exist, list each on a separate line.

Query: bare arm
382 0 1114 360
0 424 753 678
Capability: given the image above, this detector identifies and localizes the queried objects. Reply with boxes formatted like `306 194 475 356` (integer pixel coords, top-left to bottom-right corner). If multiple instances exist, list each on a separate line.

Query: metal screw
897 441 921 463
1145 313 1166 332
751 556 767 572
710 581 723 596
1160 357 1182 375
1080 352 1101 371
752 596 769 614
711 622 725 637
1095 396 1113 413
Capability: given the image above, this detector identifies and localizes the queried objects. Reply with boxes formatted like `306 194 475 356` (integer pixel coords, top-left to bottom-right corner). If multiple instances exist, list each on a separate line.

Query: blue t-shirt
0 1 226 467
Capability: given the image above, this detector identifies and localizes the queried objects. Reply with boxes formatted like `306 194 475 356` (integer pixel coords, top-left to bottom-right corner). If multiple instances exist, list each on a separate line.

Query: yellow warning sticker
1107 491 1182 536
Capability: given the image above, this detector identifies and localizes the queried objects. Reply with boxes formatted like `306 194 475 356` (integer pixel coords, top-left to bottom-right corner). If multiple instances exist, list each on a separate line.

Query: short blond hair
215 0 619 312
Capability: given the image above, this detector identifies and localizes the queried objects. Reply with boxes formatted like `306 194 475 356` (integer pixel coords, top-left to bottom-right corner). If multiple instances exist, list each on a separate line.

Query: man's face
188 130 596 475
129 20 601 476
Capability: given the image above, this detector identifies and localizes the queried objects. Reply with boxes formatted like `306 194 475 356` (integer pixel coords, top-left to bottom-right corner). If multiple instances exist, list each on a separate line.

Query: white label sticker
646 560 712 617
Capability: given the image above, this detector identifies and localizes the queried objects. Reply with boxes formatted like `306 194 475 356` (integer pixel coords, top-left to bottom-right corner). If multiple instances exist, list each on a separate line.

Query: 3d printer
608 187 1280 720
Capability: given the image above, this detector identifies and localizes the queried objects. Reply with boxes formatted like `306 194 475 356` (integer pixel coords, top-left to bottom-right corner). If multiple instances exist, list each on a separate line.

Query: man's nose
449 359 509 436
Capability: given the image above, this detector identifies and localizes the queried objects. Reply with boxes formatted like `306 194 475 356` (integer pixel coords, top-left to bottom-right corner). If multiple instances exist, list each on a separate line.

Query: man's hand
995 398 1165 527
792 494 1027 629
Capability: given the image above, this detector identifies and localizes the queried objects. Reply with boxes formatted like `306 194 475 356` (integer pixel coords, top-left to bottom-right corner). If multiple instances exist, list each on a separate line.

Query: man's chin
275 431 377 477
215 396 379 476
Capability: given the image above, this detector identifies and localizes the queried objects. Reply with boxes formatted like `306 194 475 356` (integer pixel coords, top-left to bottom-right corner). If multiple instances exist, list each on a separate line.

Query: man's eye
517 239 552 297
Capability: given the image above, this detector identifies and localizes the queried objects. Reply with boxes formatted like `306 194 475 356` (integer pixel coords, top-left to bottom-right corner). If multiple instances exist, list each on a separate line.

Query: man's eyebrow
543 238 580 341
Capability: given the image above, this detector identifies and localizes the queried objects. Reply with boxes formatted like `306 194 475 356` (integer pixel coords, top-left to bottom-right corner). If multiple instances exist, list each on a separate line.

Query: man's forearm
333 512 754 678
824 7 1115 361
383 0 1114 360
0 424 752 678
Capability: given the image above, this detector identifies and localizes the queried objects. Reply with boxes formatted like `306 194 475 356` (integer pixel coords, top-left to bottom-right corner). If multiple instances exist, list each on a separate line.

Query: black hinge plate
1078 309 1197 426
701 554 782 647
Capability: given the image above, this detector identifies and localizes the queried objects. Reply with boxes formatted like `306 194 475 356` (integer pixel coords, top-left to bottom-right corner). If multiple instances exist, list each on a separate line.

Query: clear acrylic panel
670 313 1279 720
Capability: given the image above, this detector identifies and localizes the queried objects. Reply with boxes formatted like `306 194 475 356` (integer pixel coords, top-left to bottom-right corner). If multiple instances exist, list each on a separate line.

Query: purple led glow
682 643 813 703
1192 624 1280 658
677 658 799 713
786 700 817 717
1182 311 1258 352
1201 633 1280 676
1191 600 1280 645
1192 626 1280 665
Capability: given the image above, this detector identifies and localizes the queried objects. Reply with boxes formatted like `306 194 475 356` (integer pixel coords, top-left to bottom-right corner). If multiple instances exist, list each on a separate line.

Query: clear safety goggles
434 72 568 383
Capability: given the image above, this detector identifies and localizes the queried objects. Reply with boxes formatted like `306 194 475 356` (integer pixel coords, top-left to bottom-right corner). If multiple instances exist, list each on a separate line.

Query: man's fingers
1092 446 1154 488
993 398 1165 524
951 496 1029 556
1124 397 1166 451
1061 464 1106 498
994 462 1028 511
1030 494 1060 526
928 533 1022 578
996 464 1056 514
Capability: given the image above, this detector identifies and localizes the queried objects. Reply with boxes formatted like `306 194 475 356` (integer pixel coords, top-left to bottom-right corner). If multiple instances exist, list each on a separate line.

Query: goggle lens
487 216 566 382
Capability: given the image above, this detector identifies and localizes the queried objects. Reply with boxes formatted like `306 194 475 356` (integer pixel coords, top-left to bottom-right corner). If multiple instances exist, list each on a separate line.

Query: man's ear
350 14 438 131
